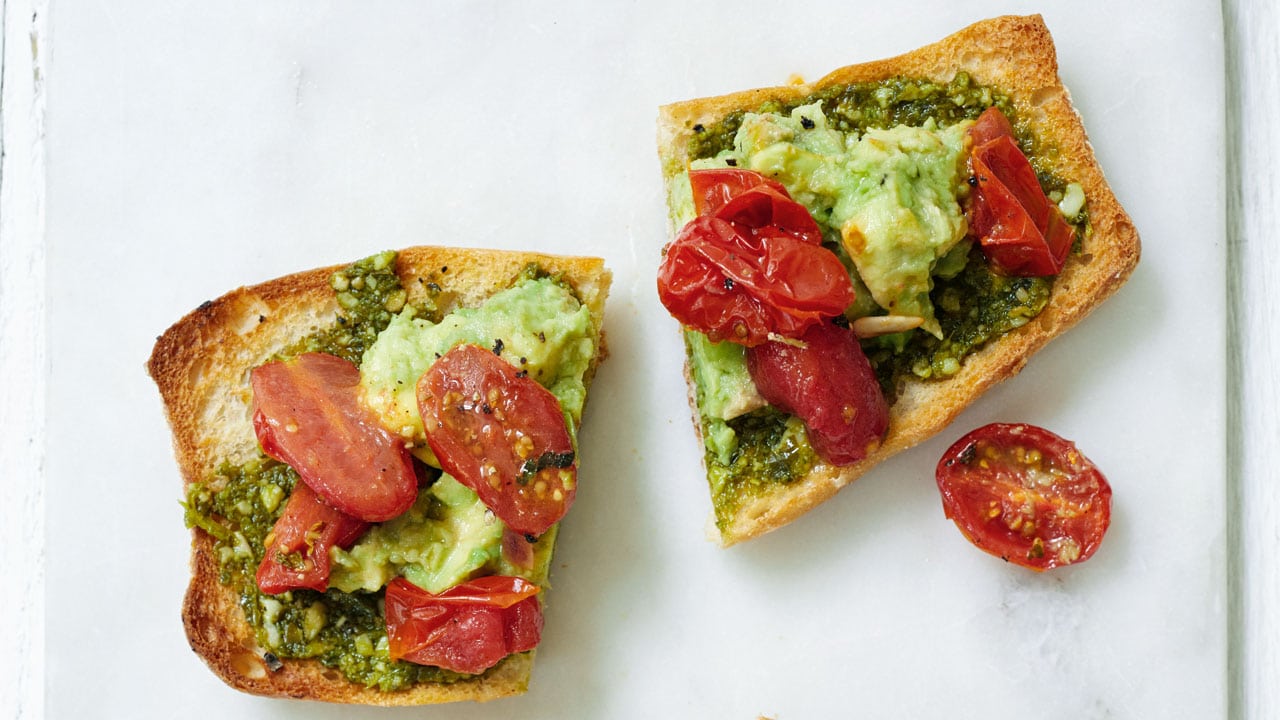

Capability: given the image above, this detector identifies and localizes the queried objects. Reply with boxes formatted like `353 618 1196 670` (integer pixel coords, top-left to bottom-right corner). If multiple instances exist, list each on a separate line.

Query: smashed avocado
686 331 759 420
330 475 555 594
676 75 1089 528
184 252 593 690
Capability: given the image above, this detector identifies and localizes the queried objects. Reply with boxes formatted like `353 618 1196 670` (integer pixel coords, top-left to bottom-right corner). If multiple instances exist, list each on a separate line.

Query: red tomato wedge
251 352 418 523
967 107 1075 277
936 423 1112 571
417 344 576 537
658 169 854 346
385 576 543 674
746 320 889 465
256 481 369 594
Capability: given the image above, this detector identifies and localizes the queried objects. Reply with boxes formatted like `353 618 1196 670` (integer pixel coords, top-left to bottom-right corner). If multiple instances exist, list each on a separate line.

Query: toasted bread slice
149 247 610 704
657 15 1139 546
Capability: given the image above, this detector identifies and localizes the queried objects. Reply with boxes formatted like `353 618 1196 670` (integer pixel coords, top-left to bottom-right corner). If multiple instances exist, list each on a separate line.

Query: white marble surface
2 1 1273 718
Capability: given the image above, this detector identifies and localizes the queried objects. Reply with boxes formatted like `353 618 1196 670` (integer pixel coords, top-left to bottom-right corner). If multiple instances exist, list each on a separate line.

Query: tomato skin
385 576 542 674
659 168 852 346
714 184 824 245
417 344 576 537
690 167 790 217
501 527 536 570
746 320 889 465
936 423 1112 571
251 352 418 523
966 108 1075 277
255 480 369 594
967 104 1016 148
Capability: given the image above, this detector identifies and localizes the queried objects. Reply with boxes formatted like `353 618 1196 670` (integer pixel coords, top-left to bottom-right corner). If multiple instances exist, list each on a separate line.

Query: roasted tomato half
966 107 1075 277
251 352 418 523
936 423 1112 571
747 320 889 465
690 167 789 217
658 168 854 346
385 576 543 674
255 481 369 594
417 343 576 537
690 168 824 244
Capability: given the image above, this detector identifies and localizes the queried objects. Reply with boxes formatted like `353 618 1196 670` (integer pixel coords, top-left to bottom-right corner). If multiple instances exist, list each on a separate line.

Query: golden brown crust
149 246 611 704
658 15 1140 546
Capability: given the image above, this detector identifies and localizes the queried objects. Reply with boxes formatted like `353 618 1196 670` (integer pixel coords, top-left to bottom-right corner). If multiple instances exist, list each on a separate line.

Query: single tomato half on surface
935 423 1112 571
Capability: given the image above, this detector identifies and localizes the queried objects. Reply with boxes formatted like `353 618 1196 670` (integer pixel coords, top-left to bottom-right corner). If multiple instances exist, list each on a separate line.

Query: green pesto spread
282 250 415 365
704 409 816 526
185 459 472 689
678 74 1089 532
183 252 594 691
863 244 1052 392
688 73 1013 160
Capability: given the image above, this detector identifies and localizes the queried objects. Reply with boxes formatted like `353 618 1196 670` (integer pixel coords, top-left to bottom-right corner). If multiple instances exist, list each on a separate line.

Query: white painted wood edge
1225 0 1280 718
0 0 47 718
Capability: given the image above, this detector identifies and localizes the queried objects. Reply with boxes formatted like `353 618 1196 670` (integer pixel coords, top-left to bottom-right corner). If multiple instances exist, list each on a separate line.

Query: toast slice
657 15 1139 546
149 247 610 704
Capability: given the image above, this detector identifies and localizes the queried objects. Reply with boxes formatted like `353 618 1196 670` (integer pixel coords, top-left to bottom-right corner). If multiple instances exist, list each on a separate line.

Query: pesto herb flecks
517 451 575 486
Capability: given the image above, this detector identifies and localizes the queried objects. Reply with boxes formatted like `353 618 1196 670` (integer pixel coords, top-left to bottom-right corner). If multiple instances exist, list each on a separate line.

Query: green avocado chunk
686 330 763 423
329 475 552 595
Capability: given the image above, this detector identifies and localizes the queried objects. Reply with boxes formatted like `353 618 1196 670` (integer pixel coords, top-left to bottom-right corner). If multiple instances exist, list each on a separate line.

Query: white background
7 1 1277 718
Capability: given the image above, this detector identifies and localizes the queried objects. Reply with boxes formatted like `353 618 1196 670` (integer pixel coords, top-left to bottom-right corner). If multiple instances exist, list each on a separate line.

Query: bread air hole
231 650 268 680
230 296 271 336
743 497 771 522
1032 86 1061 107
187 357 210 387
